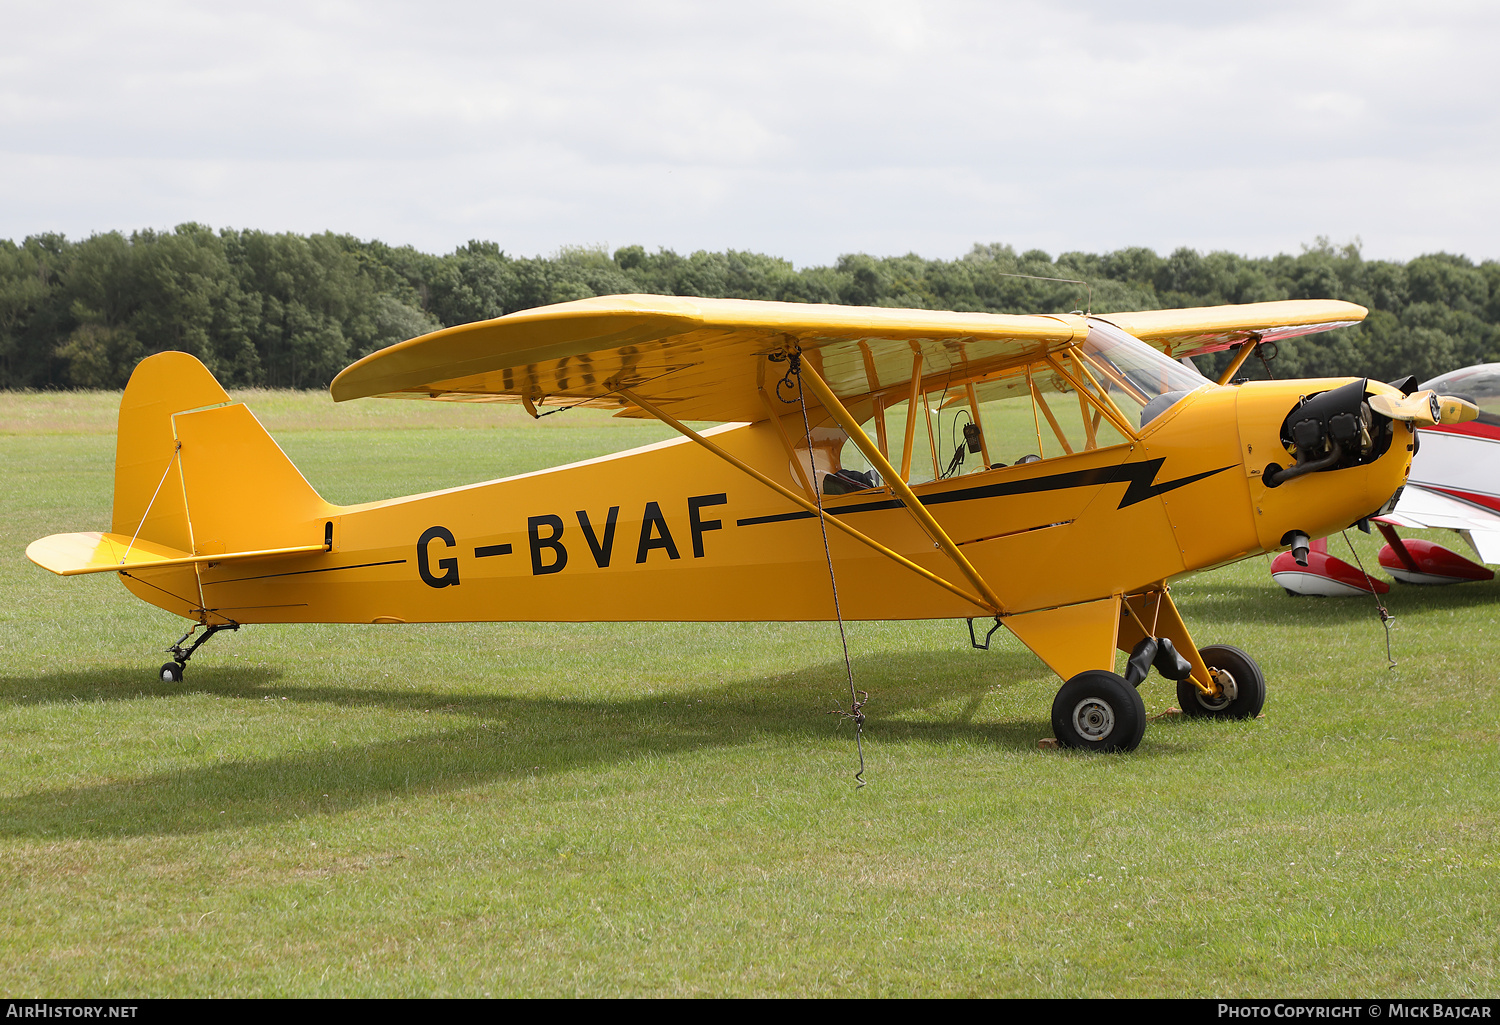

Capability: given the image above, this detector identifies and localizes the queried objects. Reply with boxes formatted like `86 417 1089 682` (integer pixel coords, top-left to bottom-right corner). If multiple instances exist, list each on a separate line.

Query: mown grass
0 391 1497 997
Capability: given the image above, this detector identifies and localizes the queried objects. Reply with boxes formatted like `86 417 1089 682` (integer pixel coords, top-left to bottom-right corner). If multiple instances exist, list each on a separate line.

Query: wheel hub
1195 668 1237 711
1071 697 1116 742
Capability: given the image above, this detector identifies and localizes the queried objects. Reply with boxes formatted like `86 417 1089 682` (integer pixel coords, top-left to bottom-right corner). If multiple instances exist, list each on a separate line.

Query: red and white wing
1378 485 1500 564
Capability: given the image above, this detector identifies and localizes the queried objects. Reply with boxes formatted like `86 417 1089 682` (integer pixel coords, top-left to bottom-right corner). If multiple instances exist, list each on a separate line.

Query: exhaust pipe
1281 530 1311 567
1264 440 1344 488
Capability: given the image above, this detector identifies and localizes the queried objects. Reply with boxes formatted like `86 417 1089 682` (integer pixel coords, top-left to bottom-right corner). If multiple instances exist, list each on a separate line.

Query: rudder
113 351 334 569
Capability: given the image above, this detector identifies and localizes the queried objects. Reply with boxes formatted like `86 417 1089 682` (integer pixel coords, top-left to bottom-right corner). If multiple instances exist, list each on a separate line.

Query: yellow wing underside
1097 301 1366 358
329 294 1367 423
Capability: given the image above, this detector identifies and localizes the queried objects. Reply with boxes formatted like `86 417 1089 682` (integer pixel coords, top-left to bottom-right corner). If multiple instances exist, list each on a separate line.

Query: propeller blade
1368 389 1477 426
1436 394 1479 425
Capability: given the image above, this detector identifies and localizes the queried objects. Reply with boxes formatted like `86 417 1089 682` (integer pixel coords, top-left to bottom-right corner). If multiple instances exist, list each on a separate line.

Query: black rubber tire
1051 670 1147 753
160 662 183 683
1177 644 1265 719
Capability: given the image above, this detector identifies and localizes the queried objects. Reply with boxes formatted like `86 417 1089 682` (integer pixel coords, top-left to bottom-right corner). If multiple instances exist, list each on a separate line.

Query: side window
971 363 1130 466
790 426 862 496
791 356 1133 496
792 394 942 495
868 396 938 486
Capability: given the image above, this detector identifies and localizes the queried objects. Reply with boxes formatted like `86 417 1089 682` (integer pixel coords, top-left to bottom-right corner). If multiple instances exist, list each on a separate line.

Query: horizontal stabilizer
27 531 327 577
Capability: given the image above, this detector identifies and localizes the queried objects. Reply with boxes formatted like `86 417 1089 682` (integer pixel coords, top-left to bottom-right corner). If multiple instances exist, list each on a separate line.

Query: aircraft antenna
787 349 868 788
991 272 1092 316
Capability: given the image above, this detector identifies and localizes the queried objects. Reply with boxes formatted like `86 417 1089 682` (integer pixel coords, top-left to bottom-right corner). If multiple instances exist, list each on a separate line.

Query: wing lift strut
613 346 1010 787
612 354 1004 619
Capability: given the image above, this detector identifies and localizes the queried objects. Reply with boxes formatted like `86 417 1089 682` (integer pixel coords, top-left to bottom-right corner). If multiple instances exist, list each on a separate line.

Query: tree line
2 225 1497 391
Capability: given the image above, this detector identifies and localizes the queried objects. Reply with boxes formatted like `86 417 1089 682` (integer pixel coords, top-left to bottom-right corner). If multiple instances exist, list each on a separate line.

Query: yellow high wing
1098 298 1367 384
331 294 1366 414
1099 298 1366 357
330 294 1088 420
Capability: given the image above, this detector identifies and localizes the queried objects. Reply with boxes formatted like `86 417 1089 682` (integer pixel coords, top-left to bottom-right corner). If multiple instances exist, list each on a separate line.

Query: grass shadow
0 666 283 706
0 647 1067 839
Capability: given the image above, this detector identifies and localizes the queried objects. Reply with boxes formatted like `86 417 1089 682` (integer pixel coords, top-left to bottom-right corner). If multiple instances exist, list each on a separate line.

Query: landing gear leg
159 621 239 682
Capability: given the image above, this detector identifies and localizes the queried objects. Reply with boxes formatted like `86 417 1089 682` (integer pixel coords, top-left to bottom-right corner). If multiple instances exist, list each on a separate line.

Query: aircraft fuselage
122 377 1413 630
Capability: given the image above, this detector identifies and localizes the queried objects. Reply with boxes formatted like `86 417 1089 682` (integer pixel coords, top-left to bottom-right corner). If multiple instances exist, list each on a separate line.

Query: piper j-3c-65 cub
26 295 1478 752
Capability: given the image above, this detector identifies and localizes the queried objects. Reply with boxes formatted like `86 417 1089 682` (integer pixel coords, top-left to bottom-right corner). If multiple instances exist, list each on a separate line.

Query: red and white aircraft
1273 364 1500 595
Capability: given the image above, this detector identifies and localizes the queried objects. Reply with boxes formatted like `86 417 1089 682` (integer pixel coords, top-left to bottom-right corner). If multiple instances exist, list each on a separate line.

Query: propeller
1366 390 1478 427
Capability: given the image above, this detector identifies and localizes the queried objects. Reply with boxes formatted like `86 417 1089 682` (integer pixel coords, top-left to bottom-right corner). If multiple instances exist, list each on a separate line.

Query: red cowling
1377 539 1494 584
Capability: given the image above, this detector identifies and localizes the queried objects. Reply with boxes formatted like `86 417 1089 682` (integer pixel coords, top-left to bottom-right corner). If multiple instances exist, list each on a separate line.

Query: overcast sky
2 0 1496 266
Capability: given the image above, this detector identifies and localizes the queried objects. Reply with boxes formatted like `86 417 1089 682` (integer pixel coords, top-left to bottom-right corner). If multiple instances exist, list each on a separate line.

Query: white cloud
1 0 1496 264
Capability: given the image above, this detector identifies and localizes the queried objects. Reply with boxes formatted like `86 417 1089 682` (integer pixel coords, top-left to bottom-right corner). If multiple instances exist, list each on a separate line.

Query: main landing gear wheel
1177 644 1266 719
160 662 184 683
1051 670 1147 753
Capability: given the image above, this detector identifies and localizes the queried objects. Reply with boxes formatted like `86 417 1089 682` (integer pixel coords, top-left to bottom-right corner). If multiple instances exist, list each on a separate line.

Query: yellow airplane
26 295 1477 752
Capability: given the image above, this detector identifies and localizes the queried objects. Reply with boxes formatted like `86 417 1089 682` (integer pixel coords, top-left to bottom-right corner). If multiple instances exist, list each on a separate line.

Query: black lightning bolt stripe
735 458 1233 527
738 497 904 526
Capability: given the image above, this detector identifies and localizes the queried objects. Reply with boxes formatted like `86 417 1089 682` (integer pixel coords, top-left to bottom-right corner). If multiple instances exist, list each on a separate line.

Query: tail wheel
1177 644 1265 719
160 663 184 683
1051 670 1147 753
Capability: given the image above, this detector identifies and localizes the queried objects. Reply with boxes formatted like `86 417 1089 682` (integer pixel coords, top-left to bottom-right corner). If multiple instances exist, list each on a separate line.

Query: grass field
2 390 1498 997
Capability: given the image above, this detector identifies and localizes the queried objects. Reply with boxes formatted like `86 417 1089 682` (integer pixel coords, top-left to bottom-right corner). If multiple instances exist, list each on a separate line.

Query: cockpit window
789 320 1211 495
967 362 1134 465
1078 319 1210 427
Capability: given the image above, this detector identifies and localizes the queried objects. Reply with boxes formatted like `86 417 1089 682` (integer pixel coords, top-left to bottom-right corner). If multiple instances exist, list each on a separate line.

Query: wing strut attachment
612 385 996 613
1215 340 1260 386
792 356 1007 614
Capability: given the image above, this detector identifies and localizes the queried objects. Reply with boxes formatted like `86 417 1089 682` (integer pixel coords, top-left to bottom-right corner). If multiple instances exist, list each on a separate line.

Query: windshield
1077 319 1210 426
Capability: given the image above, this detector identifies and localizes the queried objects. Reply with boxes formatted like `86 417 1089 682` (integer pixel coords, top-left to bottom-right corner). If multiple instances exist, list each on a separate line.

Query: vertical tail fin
111 352 230 551
27 352 336 620
113 351 335 560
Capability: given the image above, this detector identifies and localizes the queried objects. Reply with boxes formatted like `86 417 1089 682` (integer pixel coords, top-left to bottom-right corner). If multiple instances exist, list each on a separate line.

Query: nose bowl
1235 379 1415 556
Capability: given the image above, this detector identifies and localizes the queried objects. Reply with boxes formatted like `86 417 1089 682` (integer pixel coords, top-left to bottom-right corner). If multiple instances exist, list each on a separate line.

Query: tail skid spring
160 621 239 683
